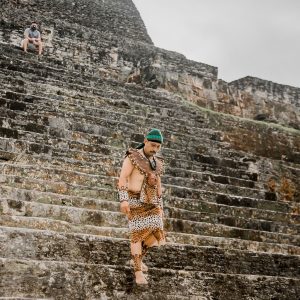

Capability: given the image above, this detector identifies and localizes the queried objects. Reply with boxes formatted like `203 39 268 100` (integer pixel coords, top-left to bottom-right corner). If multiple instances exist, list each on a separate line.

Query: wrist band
158 195 163 209
118 186 129 203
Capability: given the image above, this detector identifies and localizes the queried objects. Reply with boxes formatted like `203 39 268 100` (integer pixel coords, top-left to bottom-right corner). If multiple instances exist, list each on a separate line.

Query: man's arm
157 175 162 198
157 176 164 213
118 156 134 215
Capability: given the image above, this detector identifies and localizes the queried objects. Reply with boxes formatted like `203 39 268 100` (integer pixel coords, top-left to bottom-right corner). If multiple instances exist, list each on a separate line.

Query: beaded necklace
142 148 157 171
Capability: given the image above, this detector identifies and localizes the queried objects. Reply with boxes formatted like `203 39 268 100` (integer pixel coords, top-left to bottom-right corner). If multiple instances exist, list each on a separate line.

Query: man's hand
120 201 130 215
159 208 164 218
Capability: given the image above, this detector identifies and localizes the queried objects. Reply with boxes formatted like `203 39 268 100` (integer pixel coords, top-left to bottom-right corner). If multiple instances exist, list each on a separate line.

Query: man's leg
142 229 165 259
131 241 148 284
144 234 159 248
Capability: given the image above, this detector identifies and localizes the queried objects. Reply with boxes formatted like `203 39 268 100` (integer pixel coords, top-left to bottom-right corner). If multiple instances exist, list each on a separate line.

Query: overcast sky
133 0 300 88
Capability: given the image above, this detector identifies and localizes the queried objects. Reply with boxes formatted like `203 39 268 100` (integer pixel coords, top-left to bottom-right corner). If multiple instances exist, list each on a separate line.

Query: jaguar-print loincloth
128 193 165 244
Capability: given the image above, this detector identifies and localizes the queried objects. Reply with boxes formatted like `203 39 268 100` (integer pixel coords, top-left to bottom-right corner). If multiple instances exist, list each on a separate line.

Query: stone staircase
0 43 300 300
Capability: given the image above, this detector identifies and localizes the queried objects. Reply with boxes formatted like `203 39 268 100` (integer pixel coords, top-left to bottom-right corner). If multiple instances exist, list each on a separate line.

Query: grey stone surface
0 0 300 299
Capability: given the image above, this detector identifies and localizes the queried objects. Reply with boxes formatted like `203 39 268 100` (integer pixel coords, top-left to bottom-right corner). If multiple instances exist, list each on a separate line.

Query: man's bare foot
135 271 148 285
130 259 148 272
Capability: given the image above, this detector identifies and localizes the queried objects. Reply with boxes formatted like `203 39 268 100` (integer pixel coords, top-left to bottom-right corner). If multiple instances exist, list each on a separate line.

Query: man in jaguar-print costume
118 129 165 285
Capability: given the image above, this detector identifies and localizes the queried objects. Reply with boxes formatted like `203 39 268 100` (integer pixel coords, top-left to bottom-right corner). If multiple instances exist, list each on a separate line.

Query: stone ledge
1 184 294 225
0 172 295 212
1 196 299 236
0 228 299 277
0 257 299 300
1 200 299 246
0 170 265 200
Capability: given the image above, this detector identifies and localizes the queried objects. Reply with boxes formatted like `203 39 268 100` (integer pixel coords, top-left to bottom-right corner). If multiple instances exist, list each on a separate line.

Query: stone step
2 184 297 227
0 101 235 158
0 214 128 238
1 257 299 300
0 93 255 169
0 227 299 278
166 170 255 189
0 148 120 179
2 84 290 176
0 185 119 212
165 194 299 225
0 162 265 201
0 78 272 173
1 76 298 173
0 146 258 187
0 42 78 72
0 95 212 150
0 60 206 120
1 213 299 256
1 199 299 246
165 179 264 201
0 114 251 174
0 155 257 198
166 184 285 208
165 218 300 246
0 198 126 228
1 46 298 154
166 231 300 255
164 206 300 235
2 74 296 171
0 164 116 190
169 157 258 182
0 174 115 200
0 90 209 137
1 190 298 237
2 59 296 171
0 183 298 237
0 137 256 185
0 134 259 189
0 80 183 122
0 171 296 215
0 47 206 109
0 298 50 300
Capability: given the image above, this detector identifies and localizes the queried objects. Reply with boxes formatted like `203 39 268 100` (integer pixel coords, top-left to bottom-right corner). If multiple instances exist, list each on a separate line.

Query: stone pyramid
0 0 299 299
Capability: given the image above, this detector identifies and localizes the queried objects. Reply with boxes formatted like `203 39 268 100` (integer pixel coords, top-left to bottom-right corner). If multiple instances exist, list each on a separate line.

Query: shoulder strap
126 148 164 176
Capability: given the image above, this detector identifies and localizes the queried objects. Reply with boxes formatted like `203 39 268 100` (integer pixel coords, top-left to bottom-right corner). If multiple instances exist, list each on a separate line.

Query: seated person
22 21 43 55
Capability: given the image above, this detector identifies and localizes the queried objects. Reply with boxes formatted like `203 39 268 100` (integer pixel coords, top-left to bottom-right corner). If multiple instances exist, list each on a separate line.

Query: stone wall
219 77 300 129
1 0 298 130
0 0 218 112
0 1 300 298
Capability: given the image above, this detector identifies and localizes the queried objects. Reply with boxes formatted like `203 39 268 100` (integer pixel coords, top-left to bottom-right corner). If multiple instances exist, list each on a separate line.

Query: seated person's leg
33 40 43 55
22 38 29 52
37 40 43 55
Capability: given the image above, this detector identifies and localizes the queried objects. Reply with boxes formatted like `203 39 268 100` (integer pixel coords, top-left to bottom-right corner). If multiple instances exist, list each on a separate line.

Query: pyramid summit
1 0 153 43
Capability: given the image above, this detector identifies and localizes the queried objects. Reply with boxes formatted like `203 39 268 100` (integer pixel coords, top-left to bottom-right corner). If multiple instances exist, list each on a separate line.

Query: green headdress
135 128 163 149
146 128 163 144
